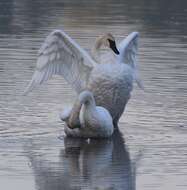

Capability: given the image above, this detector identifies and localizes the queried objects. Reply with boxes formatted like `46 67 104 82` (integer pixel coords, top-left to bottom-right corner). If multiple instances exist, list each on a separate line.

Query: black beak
108 39 120 55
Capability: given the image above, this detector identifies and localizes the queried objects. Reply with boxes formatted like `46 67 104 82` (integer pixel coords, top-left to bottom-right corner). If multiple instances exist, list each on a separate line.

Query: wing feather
100 32 139 66
24 30 96 95
100 32 144 90
117 32 144 90
117 32 139 67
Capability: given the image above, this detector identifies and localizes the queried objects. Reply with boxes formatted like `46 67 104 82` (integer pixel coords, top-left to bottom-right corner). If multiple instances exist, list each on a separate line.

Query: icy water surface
0 0 186 189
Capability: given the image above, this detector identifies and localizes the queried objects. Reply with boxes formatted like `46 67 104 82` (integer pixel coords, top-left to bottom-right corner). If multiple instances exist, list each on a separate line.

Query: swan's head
78 90 95 106
95 33 120 55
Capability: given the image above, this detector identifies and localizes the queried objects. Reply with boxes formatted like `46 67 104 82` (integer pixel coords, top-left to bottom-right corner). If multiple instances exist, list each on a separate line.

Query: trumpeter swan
24 30 143 127
61 90 114 138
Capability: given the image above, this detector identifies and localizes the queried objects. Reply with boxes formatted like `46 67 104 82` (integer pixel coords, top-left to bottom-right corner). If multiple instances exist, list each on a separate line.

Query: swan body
87 63 134 126
24 30 143 127
61 91 114 138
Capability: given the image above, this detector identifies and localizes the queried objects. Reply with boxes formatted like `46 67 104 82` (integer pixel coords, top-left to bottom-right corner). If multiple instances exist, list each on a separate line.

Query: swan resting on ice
24 29 143 129
61 90 114 138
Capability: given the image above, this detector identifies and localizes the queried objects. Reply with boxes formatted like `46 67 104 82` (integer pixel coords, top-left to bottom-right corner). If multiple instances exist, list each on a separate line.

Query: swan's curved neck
79 91 96 109
91 36 104 63
68 100 82 125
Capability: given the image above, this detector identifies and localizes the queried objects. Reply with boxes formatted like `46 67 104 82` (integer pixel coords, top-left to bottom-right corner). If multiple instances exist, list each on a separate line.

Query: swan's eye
108 39 120 55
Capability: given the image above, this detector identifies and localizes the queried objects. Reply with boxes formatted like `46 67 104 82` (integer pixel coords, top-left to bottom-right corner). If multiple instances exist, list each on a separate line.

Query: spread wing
100 32 139 65
117 32 139 67
101 32 144 90
117 32 144 90
24 30 96 95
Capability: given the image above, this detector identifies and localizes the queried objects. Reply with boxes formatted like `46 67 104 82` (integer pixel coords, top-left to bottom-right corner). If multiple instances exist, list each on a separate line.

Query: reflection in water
0 0 186 189
26 131 136 190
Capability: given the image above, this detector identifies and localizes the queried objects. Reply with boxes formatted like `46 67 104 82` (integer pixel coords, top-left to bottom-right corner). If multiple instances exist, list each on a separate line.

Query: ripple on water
0 0 187 190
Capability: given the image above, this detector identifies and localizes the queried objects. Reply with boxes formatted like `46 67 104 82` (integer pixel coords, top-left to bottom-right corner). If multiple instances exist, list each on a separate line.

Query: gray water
0 0 187 189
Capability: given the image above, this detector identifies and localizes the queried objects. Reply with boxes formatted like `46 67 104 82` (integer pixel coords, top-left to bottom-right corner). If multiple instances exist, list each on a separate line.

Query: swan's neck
91 37 104 63
80 95 96 116
79 94 95 127
68 100 82 127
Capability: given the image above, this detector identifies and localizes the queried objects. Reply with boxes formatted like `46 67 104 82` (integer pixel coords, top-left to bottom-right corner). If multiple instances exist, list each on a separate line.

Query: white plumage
24 30 143 127
24 30 95 94
61 91 114 138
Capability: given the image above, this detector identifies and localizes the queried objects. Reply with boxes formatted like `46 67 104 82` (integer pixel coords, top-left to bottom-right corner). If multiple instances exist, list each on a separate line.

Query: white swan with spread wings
24 30 143 127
